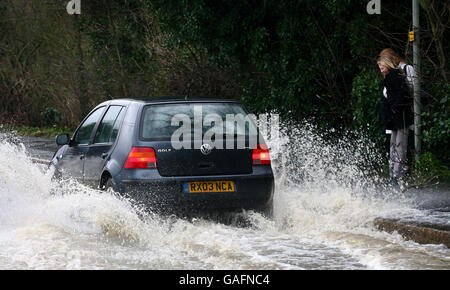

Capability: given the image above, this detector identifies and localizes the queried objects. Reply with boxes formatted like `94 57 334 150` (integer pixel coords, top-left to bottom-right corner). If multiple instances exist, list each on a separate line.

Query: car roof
97 97 242 107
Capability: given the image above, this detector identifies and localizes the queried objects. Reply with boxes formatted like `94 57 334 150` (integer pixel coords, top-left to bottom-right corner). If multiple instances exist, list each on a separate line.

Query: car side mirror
56 134 70 146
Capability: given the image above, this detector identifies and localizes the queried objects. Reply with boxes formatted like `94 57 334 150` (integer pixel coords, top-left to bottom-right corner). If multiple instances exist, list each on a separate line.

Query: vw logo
200 144 212 155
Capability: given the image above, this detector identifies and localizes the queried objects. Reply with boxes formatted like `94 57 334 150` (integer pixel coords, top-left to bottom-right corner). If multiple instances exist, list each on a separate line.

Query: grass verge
0 125 74 139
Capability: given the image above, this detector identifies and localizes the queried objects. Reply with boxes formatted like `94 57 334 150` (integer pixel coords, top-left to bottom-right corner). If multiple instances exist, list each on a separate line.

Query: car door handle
80 154 85 160
101 153 108 159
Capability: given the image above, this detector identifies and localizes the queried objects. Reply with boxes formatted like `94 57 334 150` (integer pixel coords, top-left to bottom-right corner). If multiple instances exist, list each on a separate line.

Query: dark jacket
381 69 413 130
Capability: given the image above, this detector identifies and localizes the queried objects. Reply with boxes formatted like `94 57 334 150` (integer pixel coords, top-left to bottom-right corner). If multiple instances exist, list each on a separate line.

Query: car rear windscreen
140 103 258 140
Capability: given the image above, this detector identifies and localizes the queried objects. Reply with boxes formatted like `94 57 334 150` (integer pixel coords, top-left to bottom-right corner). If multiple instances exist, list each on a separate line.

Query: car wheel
101 177 116 193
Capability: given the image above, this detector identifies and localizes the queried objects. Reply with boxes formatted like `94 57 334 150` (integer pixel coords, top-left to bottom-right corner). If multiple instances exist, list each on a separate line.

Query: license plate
184 181 235 193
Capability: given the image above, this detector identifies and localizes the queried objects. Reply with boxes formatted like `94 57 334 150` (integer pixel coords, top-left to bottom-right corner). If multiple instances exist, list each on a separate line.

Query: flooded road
0 127 449 270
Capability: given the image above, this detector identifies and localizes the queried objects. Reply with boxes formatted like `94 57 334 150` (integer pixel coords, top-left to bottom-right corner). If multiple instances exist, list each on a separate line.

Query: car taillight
252 144 271 165
124 147 157 169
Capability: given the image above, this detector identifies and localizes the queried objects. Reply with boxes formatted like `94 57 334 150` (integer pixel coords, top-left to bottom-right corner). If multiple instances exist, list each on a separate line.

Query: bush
40 107 62 127
412 152 450 185
350 68 386 148
421 82 450 164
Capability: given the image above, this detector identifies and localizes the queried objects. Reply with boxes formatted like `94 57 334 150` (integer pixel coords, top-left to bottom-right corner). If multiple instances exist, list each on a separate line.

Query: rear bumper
114 166 274 212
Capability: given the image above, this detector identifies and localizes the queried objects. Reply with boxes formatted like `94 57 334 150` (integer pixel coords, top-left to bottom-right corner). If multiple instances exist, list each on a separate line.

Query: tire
101 176 116 193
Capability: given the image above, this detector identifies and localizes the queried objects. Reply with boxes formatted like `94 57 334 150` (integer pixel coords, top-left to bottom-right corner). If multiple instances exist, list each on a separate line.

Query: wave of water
0 126 448 270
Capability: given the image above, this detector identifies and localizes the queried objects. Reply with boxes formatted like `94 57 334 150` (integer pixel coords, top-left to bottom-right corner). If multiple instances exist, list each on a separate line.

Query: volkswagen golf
51 98 274 215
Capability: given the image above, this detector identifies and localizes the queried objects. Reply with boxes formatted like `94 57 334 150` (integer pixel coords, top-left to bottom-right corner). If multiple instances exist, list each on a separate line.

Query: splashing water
0 124 448 270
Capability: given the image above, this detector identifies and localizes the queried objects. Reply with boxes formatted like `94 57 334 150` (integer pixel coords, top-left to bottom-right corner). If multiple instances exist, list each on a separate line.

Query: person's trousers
389 128 409 180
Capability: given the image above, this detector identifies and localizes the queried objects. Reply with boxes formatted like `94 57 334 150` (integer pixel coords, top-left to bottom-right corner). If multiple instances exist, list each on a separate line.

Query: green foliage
412 152 450 185
151 0 425 130
350 68 385 147
421 82 450 162
40 107 62 127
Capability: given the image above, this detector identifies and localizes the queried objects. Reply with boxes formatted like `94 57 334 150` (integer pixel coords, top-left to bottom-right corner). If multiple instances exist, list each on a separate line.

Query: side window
109 107 126 143
73 107 106 145
94 106 124 144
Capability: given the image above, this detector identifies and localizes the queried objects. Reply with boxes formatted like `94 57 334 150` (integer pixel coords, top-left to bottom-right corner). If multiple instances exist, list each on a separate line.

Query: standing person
379 48 415 91
377 55 414 188
379 48 415 128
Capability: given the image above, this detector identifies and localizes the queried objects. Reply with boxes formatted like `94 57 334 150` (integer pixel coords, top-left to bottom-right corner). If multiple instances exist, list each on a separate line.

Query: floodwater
0 125 449 270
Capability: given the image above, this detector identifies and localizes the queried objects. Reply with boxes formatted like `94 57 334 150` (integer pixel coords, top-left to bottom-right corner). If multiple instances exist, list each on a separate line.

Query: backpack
400 64 413 97
400 65 414 128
